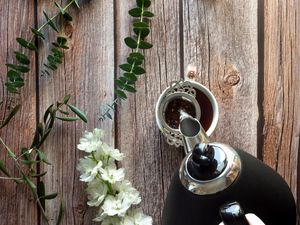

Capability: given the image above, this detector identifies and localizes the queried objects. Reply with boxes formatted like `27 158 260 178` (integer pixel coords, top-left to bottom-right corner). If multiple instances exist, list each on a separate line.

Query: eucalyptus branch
5 0 79 94
0 95 87 224
99 0 154 121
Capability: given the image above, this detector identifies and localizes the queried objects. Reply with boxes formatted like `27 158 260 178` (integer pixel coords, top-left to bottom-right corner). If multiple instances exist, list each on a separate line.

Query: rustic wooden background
0 0 299 224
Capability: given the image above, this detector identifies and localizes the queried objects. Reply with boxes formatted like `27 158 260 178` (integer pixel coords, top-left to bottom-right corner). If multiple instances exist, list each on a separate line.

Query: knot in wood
63 22 74 38
75 204 86 214
223 70 240 86
187 70 196 79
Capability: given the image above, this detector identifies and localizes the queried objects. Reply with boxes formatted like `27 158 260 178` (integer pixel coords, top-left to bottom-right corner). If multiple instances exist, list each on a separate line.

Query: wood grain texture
115 0 183 225
1 0 300 225
0 1 37 225
37 0 114 224
263 0 300 206
182 0 258 156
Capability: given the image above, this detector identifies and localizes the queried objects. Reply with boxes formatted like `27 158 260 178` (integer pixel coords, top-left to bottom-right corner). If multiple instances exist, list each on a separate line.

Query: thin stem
99 2 147 120
0 176 22 180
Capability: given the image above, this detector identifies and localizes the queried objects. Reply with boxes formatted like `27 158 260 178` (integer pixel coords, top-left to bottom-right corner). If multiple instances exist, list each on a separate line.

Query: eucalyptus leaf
133 21 149 29
56 200 65 225
127 56 143 66
63 12 73 21
63 95 71 103
123 84 137 93
137 0 151 8
124 37 138 49
0 104 21 129
38 181 46 210
24 175 36 189
6 64 30 73
67 104 88 123
30 171 47 178
143 10 154 17
134 27 150 38
129 52 144 60
43 11 59 32
0 160 10 177
40 192 58 200
124 72 137 82
129 8 142 17
54 2 65 14
30 27 45 40
116 90 127 99
132 66 146 75
119 64 132 72
139 40 153 49
56 116 80 122
16 37 37 51
14 51 30 65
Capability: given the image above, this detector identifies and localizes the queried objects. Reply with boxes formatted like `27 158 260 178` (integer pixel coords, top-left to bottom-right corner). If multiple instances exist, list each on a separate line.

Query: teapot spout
179 111 210 155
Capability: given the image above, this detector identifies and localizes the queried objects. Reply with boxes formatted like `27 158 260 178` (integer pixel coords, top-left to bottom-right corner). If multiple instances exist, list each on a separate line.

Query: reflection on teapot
156 80 297 225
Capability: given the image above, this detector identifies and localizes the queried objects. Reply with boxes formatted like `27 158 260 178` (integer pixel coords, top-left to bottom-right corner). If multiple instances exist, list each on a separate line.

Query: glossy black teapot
156 81 297 225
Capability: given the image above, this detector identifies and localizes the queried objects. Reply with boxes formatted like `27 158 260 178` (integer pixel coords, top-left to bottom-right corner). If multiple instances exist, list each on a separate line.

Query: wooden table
0 0 299 224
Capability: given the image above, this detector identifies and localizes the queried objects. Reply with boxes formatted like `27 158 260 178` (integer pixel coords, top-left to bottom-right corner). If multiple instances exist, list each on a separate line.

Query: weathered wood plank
182 0 258 156
37 1 114 224
263 0 300 206
115 0 183 224
0 1 37 225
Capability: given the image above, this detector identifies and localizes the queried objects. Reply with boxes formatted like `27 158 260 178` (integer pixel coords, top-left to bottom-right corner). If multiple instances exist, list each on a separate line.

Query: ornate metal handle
219 202 249 225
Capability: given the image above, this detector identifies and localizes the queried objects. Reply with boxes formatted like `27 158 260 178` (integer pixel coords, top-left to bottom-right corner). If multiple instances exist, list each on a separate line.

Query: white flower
77 157 103 182
77 128 104 153
115 180 141 206
101 195 129 217
101 216 121 225
101 143 124 161
120 209 153 225
100 167 125 184
86 179 108 207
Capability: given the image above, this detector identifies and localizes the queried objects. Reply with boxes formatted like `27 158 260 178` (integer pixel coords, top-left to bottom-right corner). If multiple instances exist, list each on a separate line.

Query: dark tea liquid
164 89 213 131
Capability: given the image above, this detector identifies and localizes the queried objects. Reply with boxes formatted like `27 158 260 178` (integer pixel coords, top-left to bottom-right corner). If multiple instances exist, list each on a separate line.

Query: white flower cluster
77 128 153 225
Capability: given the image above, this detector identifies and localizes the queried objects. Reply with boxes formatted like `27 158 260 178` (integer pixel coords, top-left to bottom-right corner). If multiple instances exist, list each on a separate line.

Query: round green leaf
129 8 142 17
124 37 138 49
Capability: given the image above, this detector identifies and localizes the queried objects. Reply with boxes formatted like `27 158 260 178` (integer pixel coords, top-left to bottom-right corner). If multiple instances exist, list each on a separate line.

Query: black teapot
156 81 297 225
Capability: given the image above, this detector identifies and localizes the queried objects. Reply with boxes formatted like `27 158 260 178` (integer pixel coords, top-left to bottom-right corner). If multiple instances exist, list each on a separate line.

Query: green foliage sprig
99 0 154 120
0 95 87 225
5 0 79 94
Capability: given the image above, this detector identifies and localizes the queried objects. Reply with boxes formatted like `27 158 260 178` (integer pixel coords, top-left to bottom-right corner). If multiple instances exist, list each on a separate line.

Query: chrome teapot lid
179 113 241 195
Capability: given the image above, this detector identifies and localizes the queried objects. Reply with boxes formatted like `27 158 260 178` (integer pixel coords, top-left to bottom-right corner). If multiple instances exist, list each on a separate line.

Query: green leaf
129 8 142 17
137 0 151 8
56 200 65 225
14 51 30 65
43 11 59 32
55 2 65 14
30 27 45 40
119 77 127 83
124 72 137 82
124 37 138 49
73 0 80 8
132 66 146 75
129 52 144 60
38 181 46 210
37 149 51 165
16 37 37 51
63 12 73 21
5 83 18 93
67 104 88 123
0 104 21 129
139 40 153 49
134 27 150 38
30 171 47 178
7 70 21 80
24 175 36 189
0 138 16 158
52 48 63 57
57 36 67 46
116 90 127 99
56 116 80 122
143 10 154 17
127 56 143 66
133 21 149 29
40 192 58 200
119 64 132 72
123 84 137 93
0 160 10 177
6 64 30 73
115 79 125 88
63 95 71 104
